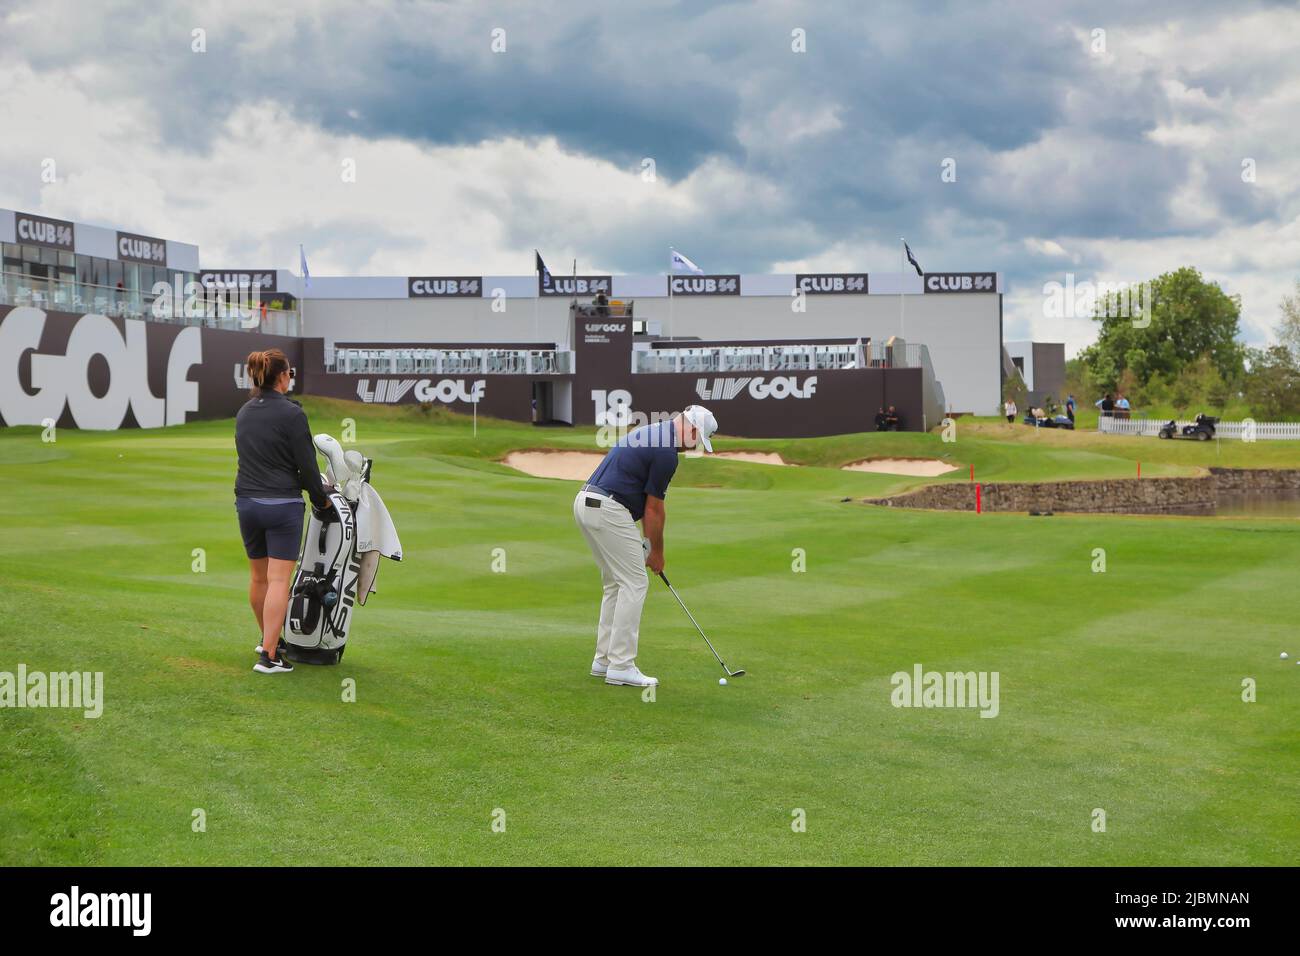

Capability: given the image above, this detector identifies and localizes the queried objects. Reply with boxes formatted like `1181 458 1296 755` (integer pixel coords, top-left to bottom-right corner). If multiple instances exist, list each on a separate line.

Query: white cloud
0 64 784 279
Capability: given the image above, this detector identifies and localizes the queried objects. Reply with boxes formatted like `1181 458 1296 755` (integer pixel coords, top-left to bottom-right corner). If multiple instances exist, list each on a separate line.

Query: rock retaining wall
864 468 1300 514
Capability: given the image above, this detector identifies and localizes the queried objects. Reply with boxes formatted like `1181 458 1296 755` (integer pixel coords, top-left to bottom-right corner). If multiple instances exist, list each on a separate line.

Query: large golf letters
0 308 199 429
0 305 304 429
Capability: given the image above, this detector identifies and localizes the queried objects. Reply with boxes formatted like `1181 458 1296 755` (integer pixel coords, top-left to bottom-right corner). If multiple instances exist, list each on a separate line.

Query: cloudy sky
1 0 1297 354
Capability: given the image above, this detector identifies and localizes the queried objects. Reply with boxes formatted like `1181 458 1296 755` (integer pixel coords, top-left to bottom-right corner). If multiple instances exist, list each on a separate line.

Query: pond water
1214 490 1300 518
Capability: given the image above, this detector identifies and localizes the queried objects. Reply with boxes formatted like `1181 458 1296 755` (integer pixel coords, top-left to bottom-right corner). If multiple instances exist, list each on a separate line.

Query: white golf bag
283 435 401 664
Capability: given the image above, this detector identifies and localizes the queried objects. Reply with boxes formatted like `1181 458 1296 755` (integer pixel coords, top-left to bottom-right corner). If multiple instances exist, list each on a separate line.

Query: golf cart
1022 409 1075 430
1158 414 1217 441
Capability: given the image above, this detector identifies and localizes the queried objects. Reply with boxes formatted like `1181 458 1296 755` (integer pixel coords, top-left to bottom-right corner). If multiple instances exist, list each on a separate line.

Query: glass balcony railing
632 341 919 374
328 347 574 376
0 270 300 336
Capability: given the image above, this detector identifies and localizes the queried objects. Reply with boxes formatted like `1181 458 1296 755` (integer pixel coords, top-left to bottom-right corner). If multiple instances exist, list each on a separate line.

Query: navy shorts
235 497 304 561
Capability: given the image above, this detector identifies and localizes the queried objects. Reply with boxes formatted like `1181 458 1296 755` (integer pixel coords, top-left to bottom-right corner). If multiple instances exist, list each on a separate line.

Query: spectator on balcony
1095 393 1115 417
594 290 610 317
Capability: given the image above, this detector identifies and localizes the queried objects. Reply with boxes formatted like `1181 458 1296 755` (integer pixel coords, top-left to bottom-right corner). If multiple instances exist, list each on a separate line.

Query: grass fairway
2 401 1298 866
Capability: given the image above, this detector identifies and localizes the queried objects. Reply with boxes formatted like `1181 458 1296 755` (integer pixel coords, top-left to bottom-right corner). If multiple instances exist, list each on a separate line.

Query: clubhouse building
1 207 1011 435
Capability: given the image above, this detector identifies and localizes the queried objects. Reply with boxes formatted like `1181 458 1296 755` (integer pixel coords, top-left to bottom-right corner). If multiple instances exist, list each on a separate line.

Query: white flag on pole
299 244 311 289
670 248 704 274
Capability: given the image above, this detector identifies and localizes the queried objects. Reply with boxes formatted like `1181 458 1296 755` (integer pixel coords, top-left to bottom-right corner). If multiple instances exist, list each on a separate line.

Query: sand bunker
502 450 604 481
505 448 793 479
843 457 959 477
685 451 790 465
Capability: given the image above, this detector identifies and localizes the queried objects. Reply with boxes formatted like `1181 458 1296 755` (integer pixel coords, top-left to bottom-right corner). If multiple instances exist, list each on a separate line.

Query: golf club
657 571 745 677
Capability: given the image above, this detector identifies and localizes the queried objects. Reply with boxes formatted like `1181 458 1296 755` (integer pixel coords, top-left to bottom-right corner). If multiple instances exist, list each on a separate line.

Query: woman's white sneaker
605 665 658 687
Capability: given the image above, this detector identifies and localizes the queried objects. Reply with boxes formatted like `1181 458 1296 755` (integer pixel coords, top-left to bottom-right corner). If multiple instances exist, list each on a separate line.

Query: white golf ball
719 677 727 686
1283 652 1290 660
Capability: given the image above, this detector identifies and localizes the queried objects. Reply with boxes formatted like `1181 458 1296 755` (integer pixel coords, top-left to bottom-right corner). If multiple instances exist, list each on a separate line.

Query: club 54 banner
795 273 868 294
14 211 74 250
540 275 611 296
669 275 739 296
199 270 278 293
924 272 997 293
116 231 168 266
408 277 481 298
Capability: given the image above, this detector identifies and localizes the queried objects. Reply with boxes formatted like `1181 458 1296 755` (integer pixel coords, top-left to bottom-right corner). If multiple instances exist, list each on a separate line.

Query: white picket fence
1097 417 1300 440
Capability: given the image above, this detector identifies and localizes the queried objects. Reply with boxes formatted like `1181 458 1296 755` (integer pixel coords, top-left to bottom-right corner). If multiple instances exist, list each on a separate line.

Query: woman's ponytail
246 348 289 394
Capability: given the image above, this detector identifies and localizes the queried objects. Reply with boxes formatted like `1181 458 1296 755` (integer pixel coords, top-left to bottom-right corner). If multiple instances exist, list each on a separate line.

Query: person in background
233 348 331 674
593 290 610 317
1095 393 1115 417
1005 398 1017 423
1065 394 1076 423
1116 394 1131 419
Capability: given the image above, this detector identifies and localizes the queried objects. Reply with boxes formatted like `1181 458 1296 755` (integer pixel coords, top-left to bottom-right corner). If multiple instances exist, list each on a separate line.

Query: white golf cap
683 404 718 453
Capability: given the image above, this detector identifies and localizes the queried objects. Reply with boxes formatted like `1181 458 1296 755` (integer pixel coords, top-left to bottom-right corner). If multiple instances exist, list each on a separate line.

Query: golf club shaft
658 572 729 671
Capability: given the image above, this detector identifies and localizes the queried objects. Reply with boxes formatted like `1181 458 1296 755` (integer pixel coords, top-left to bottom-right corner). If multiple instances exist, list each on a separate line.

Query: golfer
573 405 718 687
234 348 331 674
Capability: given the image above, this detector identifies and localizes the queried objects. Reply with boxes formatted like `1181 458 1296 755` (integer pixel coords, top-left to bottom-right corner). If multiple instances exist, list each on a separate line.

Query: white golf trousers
573 489 648 669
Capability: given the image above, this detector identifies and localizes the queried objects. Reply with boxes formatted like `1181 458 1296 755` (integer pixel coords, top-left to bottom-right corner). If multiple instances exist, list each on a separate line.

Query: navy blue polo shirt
586 420 679 521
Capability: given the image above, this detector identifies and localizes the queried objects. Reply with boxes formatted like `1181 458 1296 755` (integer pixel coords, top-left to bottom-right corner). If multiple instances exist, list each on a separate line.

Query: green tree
1078 267 1245 390
1244 346 1300 420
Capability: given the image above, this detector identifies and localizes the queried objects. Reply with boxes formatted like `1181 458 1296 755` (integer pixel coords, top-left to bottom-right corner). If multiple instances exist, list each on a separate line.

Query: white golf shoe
590 657 609 678
605 664 658 687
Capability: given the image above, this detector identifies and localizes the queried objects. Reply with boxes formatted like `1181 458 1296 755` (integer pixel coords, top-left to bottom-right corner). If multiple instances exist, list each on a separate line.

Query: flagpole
899 237 907 343
668 247 674 342
533 258 540 343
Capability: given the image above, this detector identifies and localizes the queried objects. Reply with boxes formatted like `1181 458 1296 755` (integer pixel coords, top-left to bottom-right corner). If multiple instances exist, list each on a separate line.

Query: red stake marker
1137 461 1141 478
976 482 982 514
